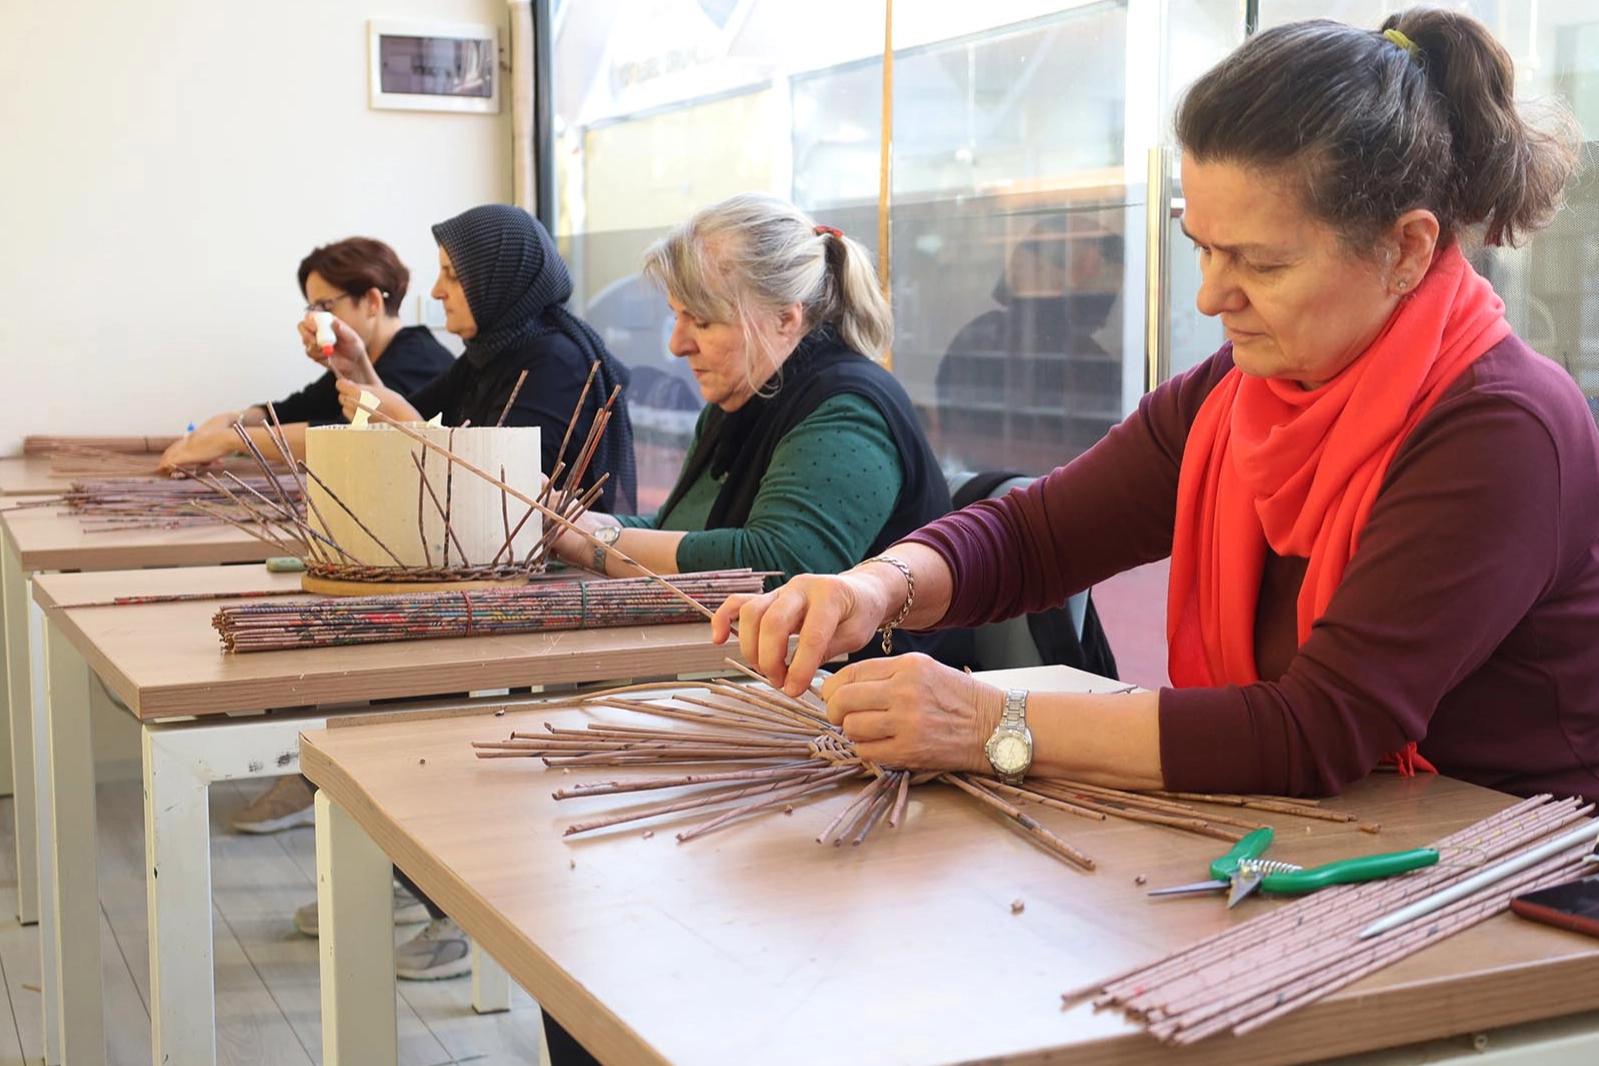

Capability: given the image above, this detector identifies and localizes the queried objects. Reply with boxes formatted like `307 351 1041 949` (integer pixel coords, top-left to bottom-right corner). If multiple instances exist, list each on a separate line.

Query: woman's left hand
551 510 612 566
157 429 234 472
820 653 1004 772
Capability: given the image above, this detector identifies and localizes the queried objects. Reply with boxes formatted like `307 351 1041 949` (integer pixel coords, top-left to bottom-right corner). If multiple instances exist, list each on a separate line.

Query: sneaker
395 918 472 981
229 776 315 834
293 881 431 937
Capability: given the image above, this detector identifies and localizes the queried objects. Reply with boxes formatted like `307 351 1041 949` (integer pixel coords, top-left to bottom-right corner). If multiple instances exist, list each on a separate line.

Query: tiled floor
0 783 544 1066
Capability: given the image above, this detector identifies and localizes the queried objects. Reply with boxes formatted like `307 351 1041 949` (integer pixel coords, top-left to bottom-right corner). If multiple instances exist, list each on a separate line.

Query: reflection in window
555 1 1136 505
792 5 1130 476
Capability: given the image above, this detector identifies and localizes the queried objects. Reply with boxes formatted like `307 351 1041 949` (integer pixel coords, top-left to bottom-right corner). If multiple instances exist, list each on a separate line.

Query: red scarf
1167 244 1509 774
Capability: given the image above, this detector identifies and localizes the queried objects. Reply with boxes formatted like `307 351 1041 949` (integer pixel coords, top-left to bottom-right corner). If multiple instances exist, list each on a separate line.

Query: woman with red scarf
714 10 1599 803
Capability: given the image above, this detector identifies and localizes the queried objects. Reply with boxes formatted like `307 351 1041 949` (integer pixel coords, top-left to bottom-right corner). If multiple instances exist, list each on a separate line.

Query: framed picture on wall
368 19 501 113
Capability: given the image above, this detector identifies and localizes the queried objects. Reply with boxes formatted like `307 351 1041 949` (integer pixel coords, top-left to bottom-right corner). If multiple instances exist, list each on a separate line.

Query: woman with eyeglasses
159 236 454 469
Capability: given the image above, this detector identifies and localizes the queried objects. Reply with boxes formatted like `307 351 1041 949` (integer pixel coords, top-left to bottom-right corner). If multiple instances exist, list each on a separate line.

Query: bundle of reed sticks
1076 794 1596 1043
473 673 1370 869
212 568 770 652
24 435 180 457
51 474 304 532
45 445 165 478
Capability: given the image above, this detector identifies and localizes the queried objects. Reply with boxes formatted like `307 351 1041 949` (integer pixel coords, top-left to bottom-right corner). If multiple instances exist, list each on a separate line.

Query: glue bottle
312 311 337 357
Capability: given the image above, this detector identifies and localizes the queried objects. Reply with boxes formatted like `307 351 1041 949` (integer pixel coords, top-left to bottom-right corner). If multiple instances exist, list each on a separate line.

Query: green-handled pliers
1147 827 1440 907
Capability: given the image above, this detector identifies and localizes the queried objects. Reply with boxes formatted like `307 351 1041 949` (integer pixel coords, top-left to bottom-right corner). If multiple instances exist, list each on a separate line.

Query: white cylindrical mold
304 424 543 568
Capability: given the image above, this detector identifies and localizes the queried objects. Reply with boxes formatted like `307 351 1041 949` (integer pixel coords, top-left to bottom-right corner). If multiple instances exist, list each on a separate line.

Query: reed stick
942 773 1096 870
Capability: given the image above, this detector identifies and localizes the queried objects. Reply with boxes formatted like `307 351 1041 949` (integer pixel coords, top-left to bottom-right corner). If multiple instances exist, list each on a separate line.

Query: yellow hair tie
1383 28 1420 59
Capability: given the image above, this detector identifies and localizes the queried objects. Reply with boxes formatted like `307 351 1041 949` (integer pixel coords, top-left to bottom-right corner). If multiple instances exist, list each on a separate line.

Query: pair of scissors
1147 827 1440 907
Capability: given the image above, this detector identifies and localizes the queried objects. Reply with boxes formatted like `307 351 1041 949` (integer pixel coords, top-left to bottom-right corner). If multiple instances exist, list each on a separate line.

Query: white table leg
317 790 398 1066
2 536 35 922
0 528 18 801
467 686 513 1014
30 598 58 1064
472 947 512 1014
42 612 101 1066
143 723 217 1066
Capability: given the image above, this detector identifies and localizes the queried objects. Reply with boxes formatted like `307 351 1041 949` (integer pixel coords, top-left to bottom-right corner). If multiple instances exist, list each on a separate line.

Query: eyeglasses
304 292 354 314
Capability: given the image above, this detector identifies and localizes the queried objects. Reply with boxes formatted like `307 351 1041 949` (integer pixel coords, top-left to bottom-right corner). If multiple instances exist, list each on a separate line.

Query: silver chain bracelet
862 554 915 655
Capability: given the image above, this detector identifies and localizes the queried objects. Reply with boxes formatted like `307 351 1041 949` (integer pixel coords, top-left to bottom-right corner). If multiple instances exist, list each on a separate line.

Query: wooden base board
299 574 530 596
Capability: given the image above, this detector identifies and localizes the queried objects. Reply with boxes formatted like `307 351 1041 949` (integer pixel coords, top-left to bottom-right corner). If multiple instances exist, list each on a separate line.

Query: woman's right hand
300 314 379 385
712 569 895 696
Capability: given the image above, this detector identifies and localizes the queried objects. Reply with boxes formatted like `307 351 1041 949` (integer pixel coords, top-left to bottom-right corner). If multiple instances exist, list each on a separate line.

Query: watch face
991 732 1029 773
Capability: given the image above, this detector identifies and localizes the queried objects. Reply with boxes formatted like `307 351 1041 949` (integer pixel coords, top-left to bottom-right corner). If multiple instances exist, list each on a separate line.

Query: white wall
0 0 513 454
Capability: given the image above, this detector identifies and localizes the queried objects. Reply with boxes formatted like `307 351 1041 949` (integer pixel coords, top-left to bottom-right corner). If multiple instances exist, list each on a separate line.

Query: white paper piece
351 389 380 428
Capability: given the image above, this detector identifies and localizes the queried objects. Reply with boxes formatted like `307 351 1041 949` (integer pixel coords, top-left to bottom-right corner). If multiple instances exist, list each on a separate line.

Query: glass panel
794 4 1132 477
552 0 892 510
1253 2 1599 411
554 0 1161 506
1163 3 1245 380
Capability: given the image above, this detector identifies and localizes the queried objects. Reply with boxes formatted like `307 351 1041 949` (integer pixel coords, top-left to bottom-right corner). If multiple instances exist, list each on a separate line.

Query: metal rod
1358 821 1599 939
1143 144 1174 394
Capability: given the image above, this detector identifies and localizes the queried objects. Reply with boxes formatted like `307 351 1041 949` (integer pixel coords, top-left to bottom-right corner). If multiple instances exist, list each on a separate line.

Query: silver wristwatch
590 525 621 573
984 689 1033 785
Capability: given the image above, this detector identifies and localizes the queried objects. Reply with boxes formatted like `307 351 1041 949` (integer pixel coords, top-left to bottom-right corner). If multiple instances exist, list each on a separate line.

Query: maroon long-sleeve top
906 336 1599 801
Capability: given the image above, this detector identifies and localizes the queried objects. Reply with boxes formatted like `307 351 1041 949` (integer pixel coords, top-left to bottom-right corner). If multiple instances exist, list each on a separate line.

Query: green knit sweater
618 394 904 587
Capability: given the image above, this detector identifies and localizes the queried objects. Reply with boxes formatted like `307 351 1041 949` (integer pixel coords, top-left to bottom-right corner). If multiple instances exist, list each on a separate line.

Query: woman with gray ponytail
543 192 969 1066
552 194 961 667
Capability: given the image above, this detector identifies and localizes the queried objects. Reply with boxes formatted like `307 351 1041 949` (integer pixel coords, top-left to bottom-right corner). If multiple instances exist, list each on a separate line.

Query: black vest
660 327 973 668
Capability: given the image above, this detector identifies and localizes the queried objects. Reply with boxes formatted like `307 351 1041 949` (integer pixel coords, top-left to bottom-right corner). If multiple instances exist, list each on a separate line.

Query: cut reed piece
212 568 770 652
1146 790 1358 823
1078 795 1596 1045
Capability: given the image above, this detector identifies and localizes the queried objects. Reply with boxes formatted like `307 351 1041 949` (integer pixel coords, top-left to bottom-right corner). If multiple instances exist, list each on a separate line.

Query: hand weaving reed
1073 794 1596 1044
474 673 1373 870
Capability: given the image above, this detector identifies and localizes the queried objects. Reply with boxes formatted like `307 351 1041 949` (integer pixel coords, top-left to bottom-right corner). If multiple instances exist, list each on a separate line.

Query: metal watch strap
1002 688 1028 732
996 688 1030 785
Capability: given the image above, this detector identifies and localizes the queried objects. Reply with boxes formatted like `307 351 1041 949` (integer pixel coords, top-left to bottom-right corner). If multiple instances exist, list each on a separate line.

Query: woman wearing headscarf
717 11 1599 805
290 206 637 980
330 203 637 513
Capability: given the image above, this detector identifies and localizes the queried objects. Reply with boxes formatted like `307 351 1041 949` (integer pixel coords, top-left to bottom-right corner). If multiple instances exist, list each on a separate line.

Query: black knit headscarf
431 204 636 512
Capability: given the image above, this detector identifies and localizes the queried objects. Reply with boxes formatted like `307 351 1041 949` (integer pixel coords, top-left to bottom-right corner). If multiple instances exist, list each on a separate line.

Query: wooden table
301 666 1599 1066
33 565 744 1066
0 507 276 942
0 456 80 497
